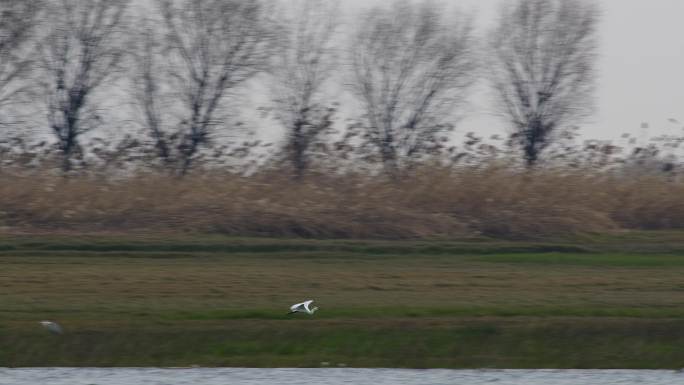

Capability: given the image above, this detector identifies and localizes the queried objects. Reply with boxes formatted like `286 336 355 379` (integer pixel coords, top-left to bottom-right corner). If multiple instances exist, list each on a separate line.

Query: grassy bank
4 318 684 368
2 232 684 368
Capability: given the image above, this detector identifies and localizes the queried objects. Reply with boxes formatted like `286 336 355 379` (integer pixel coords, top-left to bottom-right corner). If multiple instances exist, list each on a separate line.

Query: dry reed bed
1 166 683 239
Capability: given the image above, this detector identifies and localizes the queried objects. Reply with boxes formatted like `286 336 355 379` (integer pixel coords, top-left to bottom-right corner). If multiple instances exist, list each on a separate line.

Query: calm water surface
0 368 682 385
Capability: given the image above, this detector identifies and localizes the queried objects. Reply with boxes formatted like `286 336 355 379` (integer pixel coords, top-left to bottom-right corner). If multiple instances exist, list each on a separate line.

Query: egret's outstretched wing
289 300 314 313
40 321 63 334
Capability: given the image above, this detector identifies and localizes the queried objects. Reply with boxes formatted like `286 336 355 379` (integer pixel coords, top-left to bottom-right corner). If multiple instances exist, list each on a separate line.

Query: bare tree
349 1 475 177
0 1 42 126
489 0 599 167
134 0 273 175
270 0 338 179
131 22 173 168
40 0 130 172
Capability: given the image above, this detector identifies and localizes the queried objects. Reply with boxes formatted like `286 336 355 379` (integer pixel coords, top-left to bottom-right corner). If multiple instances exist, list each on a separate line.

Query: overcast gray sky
338 0 684 141
127 0 684 146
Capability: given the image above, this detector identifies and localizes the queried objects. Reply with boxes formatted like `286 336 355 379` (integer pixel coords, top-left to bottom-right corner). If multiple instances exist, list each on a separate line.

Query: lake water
1 368 682 385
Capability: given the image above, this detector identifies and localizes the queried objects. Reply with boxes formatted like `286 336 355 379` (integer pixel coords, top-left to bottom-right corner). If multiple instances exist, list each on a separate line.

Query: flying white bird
288 300 318 315
39 320 63 334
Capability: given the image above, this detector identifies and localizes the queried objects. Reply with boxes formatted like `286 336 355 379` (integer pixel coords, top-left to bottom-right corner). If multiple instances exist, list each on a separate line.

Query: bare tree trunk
522 117 547 167
380 133 398 179
291 115 307 179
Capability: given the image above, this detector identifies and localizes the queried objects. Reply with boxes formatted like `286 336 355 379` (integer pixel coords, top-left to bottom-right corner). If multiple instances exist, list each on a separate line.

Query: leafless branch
0 0 42 125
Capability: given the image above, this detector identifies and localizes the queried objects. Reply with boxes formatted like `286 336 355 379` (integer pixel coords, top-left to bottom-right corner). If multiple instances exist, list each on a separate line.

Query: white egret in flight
39 320 64 334
288 300 318 315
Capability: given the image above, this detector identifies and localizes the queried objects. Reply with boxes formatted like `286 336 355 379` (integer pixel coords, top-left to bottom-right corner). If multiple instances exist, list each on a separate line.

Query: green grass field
2 232 684 368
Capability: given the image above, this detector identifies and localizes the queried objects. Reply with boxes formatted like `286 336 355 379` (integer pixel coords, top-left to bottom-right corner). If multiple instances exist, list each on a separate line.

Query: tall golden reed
0 165 681 239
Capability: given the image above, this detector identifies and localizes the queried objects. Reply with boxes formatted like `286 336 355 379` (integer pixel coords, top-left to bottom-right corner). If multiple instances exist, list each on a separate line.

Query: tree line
0 0 624 178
